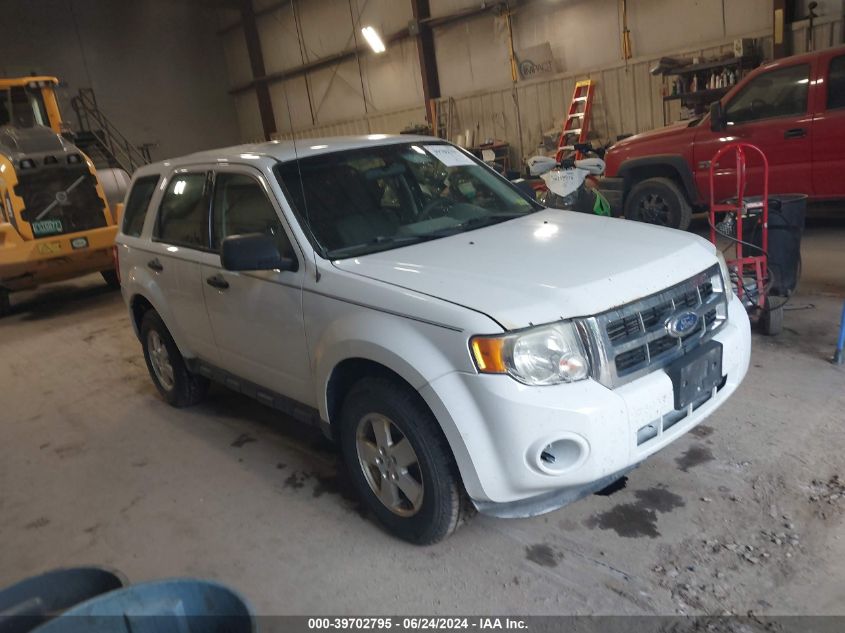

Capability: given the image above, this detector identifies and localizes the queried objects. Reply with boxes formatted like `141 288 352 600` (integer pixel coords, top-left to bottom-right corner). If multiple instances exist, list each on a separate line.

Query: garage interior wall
0 0 241 161
226 0 844 154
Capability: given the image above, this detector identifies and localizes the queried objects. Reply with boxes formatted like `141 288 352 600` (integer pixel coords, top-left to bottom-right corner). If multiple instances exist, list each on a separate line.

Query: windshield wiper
420 212 528 238
326 235 435 259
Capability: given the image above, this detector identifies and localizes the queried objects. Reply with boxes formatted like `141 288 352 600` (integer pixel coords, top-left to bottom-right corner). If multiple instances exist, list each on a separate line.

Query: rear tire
140 310 209 407
625 177 692 230
102 269 120 289
339 376 470 544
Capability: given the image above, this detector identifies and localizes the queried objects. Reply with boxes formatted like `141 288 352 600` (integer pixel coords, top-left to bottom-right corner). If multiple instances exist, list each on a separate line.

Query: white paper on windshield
424 145 476 167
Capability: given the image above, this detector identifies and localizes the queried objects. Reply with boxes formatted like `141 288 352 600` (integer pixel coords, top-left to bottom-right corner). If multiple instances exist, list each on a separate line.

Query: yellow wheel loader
0 76 127 316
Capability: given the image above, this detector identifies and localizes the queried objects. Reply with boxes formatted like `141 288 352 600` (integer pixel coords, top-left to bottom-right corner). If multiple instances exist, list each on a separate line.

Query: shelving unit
661 54 759 124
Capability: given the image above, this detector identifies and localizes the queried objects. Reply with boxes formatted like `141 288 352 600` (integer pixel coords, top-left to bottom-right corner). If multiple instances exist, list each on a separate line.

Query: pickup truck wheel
625 177 692 230
339 377 469 544
140 310 209 407
101 269 120 289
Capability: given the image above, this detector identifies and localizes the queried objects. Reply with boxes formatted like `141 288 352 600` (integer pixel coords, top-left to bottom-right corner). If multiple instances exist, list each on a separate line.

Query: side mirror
220 233 297 272
710 101 727 132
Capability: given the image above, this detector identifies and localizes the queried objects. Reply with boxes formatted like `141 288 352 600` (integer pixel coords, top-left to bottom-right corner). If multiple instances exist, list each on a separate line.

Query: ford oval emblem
666 311 700 338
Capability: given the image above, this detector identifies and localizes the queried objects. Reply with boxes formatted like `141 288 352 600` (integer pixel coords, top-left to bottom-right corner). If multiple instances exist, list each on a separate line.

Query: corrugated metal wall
274 104 428 141
268 16 843 154
433 18 842 164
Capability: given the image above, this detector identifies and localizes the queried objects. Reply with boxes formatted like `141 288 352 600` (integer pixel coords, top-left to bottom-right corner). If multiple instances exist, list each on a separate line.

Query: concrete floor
1 219 844 615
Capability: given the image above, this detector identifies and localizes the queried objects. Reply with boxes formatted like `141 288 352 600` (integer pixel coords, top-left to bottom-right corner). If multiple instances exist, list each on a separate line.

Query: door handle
784 127 807 139
206 274 229 290
147 258 163 272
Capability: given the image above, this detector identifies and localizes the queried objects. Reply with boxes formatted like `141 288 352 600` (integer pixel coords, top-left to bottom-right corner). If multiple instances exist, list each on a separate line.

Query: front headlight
470 321 590 386
716 251 734 299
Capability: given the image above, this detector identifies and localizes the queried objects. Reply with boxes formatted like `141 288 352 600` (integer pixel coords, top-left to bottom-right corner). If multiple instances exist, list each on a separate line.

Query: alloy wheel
355 413 424 517
147 330 175 391
638 193 670 225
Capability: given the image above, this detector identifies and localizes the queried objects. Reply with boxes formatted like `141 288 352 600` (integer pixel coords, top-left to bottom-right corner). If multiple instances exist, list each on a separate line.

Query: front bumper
0 224 117 290
421 294 751 516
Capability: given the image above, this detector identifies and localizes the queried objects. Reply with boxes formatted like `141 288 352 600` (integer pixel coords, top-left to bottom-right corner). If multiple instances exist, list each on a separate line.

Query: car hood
332 209 718 330
613 120 697 150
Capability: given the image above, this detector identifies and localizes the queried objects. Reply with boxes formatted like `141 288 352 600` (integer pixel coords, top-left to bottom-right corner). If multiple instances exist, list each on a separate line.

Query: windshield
0 86 50 128
275 142 540 259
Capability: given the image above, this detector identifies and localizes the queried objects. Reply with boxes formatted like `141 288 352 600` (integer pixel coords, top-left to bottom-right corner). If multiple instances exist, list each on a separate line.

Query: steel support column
240 0 277 139
411 0 440 125
772 0 795 59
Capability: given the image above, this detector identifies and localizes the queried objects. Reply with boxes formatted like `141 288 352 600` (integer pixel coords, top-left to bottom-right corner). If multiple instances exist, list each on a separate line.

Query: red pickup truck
599 45 845 230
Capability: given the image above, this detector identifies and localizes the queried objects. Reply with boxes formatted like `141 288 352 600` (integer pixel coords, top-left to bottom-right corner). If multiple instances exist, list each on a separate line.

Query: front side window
827 55 845 110
0 87 49 128
155 172 209 248
210 172 294 259
122 176 160 237
725 64 810 125
275 142 539 259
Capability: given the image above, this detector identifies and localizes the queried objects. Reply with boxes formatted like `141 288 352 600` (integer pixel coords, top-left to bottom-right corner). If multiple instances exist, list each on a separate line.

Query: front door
694 62 815 202
812 53 845 198
200 167 312 406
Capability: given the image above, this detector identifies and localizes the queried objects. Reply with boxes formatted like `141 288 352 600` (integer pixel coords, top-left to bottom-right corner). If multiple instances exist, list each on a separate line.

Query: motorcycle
525 144 611 216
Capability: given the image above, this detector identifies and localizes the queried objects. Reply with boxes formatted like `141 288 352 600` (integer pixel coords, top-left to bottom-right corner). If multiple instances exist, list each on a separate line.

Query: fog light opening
535 438 584 474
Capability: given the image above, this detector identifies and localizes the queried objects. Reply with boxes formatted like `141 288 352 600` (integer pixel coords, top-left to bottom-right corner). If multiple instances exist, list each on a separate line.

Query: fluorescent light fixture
361 26 386 53
310 144 328 150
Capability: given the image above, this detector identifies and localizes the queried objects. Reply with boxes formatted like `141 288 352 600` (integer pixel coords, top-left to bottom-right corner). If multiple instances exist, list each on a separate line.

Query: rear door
145 169 220 363
200 166 312 405
694 61 815 201
812 52 845 197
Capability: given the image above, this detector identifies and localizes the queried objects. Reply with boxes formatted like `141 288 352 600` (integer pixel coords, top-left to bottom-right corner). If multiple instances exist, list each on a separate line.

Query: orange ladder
555 80 595 162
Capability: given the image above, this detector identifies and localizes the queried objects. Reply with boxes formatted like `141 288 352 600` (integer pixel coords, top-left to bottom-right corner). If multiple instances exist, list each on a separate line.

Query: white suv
116 135 751 544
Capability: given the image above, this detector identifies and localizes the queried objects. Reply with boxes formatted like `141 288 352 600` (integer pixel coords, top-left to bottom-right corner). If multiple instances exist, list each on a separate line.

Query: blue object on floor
834 300 845 365
29 579 255 633
0 567 126 633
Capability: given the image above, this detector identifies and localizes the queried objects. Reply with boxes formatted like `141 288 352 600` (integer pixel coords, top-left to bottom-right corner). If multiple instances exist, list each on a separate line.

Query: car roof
134 134 441 177
754 43 845 74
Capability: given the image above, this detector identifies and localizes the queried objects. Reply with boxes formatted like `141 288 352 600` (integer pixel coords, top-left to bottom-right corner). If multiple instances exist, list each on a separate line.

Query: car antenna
276 4 321 282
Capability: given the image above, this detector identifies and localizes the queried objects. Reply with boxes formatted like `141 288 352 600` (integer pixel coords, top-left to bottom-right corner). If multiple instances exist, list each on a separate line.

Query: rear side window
725 64 810 125
155 172 209 248
827 55 845 110
122 176 159 237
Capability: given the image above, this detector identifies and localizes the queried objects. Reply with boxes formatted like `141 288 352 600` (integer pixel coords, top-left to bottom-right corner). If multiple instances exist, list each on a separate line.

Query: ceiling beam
226 0 508 95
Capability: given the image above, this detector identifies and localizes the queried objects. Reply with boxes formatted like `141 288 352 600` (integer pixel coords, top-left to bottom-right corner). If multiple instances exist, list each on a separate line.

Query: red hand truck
708 142 782 335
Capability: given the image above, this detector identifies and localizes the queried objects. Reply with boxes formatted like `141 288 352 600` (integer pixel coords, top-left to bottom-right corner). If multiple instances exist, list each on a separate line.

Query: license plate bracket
666 340 723 410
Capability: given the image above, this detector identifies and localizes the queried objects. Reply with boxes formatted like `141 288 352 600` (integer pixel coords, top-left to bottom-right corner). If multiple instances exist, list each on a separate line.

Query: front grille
15 164 106 237
578 264 729 388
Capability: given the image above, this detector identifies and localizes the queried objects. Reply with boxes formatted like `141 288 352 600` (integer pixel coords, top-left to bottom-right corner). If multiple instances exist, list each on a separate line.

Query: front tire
625 177 692 230
140 310 209 407
339 377 469 544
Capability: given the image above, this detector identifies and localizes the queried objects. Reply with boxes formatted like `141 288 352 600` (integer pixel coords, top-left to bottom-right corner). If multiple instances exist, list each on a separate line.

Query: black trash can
740 194 807 297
